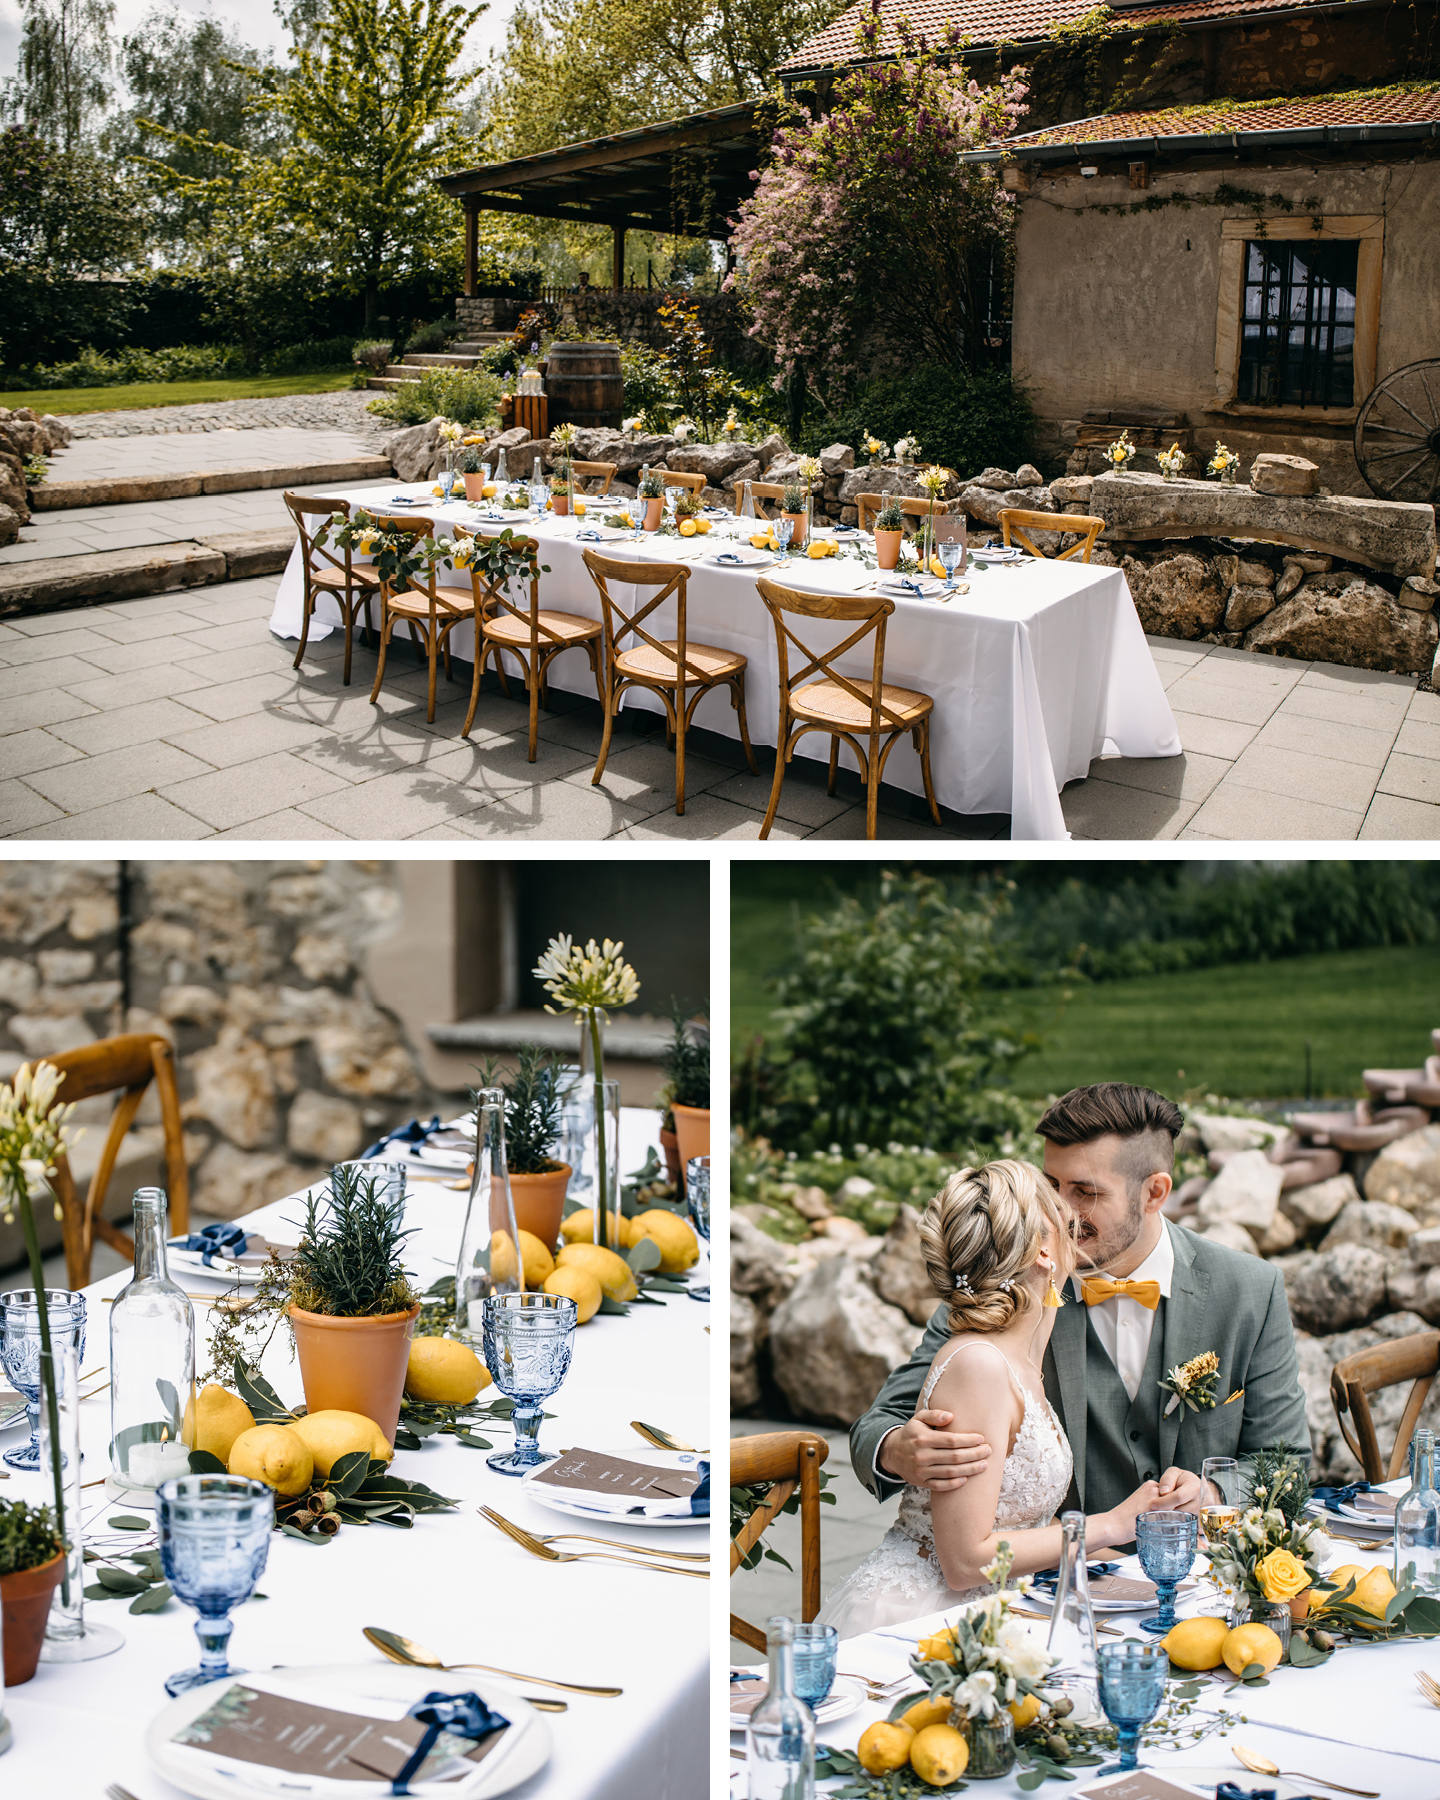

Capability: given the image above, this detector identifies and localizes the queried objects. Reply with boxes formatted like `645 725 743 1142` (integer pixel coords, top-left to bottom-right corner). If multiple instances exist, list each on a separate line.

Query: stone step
402 352 482 368
451 337 509 352
29 457 392 513
0 529 294 617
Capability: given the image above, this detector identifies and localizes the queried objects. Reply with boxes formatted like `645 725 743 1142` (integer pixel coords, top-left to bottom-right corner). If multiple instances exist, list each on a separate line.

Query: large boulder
1193 1113 1288 1154
1279 1242 1390 1333
839 465 967 508
1279 1171 1358 1234
1365 1125 1440 1226
1194 1218 1260 1257
731 1291 761 1409
956 482 1055 529
871 1204 939 1326
1123 553 1227 638
667 440 762 485
1383 1264 1440 1323
1249 453 1319 496
387 419 443 483
0 418 49 460
39 414 72 451
768 1252 923 1426
819 442 854 476
1196 1148 1284 1238
0 501 20 549
1409 1224 1440 1268
1050 475 1095 512
730 1213 797 1314
1224 584 1277 633
1243 573 1437 673
1321 1198 1421 1252
0 450 31 524
572 428 676 477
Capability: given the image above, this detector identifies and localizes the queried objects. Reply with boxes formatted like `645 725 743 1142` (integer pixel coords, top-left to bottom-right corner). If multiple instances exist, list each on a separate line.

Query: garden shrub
807 363 1035 474
2 336 359 389
366 365 504 426
352 339 395 374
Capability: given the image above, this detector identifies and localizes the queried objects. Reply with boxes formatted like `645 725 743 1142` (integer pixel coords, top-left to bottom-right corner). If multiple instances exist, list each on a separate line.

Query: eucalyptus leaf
1017 1774 1045 1791
392 1427 423 1450
625 1238 662 1274
107 1515 150 1531
96 1566 148 1594
155 1378 182 1432
281 1522 328 1544
329 1449 372 1499
129 1582 173 1614
188 1449 228 1475
1286 1634 1331 1667
630 1292 665 1305
234 1358 293 1424
83 1582 112 1600
598 1296 629 1315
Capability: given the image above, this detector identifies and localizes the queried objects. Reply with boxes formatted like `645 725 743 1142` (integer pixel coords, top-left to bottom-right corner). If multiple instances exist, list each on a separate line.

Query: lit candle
126 1432 192 1490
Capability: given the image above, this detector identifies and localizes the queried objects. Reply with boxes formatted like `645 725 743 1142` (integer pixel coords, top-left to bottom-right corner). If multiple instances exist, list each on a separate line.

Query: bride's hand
1091 1479 1162 1548
878 1411 991 1492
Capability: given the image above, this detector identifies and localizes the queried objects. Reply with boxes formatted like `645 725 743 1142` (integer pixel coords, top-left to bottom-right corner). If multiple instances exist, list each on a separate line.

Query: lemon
1323 1562 1367 1597
544 1265 603 1323
910 1723 970 1786
630 1208 699 1273
517 1228 556 1286
807 541 827 559
182 1384 255 1462
916 1628 957 1662
857 1722 914 1775
405 1336 489 1404
287 1409 393 1478
555 1241 638 1302
696 519 711 533
1220 1621 1283 1676
561 1208 633 1249
679 518 697 537
431 484 444 496
575 500 587 515
899 1698 954 1733
929 555 946 578
481 482 497 498
1349 1565 1397 1618
1008 1693 1043 1730
749 532 770 550
228 1423 313 1496
1161 1616 1229 1670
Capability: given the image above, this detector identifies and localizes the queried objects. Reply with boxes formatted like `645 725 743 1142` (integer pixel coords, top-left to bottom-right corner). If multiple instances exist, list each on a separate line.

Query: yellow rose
1254 1547 1310 1604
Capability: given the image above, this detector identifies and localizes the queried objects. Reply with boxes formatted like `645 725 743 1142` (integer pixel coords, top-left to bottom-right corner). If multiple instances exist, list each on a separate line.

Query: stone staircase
367 336 510 391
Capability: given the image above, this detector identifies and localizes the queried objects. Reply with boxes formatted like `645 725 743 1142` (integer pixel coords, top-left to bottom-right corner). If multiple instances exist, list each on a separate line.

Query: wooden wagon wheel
1354 359 1440 505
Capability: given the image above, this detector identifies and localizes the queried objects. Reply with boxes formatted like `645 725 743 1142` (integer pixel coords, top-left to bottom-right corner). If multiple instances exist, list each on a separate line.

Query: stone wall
454 288 759 365
0 862 440 1251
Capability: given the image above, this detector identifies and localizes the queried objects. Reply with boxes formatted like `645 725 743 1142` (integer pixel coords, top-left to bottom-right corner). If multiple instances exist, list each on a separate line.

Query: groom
851 1083 1310 1524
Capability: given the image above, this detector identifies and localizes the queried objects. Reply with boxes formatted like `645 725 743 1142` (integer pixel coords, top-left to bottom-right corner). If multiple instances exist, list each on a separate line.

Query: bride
817 1160 1161 1638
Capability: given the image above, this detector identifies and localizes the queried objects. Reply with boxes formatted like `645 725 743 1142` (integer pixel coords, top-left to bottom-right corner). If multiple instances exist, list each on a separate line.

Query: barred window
1236 238 1359 408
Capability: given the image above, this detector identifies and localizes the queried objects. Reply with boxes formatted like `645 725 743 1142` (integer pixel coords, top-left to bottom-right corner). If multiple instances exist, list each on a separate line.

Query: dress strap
919 1337 1030 1410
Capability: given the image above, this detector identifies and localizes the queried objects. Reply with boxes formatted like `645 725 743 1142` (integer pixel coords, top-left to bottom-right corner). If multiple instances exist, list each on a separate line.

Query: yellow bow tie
1081 1277 1162 1310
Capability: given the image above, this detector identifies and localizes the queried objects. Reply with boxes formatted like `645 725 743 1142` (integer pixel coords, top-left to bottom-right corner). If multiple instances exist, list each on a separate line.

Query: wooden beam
437 107 766 196
470 192 730 236
612 221 626 292
463 203 478 298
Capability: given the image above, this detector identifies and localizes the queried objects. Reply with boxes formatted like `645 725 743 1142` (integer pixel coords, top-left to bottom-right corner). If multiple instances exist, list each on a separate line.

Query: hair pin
953 1273 973 1294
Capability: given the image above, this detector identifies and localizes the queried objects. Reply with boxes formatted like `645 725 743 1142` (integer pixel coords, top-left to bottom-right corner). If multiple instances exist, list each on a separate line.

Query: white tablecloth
3 1110 710 1800
267 483 1180 839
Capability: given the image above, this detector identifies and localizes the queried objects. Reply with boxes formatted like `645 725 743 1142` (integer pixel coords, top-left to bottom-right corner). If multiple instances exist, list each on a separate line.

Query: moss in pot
661 1000 710 1176
1 1499 66 1686
475 1047 569 1249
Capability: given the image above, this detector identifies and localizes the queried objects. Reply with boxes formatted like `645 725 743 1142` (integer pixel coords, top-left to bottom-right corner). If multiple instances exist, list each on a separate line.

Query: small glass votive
790 1621 838 1713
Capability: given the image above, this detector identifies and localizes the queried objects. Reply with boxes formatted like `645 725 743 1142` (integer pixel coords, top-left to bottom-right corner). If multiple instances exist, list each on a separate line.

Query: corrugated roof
996 83 1440 144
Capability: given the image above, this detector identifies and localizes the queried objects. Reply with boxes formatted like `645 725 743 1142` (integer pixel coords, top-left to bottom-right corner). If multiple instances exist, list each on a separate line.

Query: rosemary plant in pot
287 1166 420 1441
663 1002 710 1172
873 499 905 571
0 1500 65 1686
475 1047 569 1249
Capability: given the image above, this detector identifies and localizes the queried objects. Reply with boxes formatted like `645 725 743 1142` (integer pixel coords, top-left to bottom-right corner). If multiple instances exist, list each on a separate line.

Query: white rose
955 1670 999 1720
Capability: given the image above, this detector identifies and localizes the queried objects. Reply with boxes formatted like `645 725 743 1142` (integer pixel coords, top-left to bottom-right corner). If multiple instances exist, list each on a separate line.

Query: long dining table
2 1108 710 1800
267 482 1181 839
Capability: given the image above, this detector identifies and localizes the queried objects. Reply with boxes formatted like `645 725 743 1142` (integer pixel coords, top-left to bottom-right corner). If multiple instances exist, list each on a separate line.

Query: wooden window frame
1213 214 1383 423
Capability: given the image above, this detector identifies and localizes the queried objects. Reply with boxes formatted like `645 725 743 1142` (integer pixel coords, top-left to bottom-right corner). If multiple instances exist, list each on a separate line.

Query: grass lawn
4 370 361 414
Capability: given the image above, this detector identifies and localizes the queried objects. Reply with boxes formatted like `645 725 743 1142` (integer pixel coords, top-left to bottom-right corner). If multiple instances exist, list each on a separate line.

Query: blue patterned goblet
1 1290 85 1471
1136 1509 1198 1634
687 1155 710 1303
482 1292 577 1475
157 1475 273 1696
1096 1640 1169 1772
791 1621 838 1714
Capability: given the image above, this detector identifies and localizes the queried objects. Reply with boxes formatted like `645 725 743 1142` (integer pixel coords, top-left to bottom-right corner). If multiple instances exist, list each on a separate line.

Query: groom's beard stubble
1071 1189 1147 1275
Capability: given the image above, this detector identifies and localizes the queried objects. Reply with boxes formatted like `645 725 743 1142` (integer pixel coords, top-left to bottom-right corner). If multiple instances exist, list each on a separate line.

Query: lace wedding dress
817 1341 1074 1639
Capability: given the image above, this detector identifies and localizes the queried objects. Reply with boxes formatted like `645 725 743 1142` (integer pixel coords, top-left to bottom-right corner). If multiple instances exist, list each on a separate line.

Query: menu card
1077 1776 1207 1800
172 1684 508 1783
530 1447 702 1501
1351 1490 1398 1515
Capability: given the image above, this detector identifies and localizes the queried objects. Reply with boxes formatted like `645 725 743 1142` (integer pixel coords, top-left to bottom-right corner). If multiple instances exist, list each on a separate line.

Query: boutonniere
1159 1350 1244 1417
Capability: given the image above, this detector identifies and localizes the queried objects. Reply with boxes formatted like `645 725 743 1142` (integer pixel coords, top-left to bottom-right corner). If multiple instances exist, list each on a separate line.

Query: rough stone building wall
457 289 761 366
0 862 440 1237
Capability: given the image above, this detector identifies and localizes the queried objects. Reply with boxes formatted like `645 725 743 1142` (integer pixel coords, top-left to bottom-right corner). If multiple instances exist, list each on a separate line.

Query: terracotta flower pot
782 510 808 548
1289 1588 1312 1622
672 1103 710 1172
660 1128 682 1188
2 1550 66 1686
643 496 664 531
551 494 570 516
463 473 490 500
288 1303 420 1443
875 528 903 571
509 1164 571 1250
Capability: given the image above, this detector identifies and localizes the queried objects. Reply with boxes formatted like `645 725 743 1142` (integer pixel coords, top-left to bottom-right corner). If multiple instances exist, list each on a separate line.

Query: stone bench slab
30 457 392 511
1091 472 1437 579
194 529 295 580
0 541 226 615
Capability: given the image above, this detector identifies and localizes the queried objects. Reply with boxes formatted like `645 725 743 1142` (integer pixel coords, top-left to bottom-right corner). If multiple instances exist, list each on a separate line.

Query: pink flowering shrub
728 0 1028 404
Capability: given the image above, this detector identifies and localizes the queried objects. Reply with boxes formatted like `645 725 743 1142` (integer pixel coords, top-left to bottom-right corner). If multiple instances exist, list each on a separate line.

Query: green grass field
5 370 361 414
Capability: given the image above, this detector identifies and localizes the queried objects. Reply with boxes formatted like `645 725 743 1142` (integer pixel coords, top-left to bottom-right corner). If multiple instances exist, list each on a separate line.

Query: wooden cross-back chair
730 1431 830 1654
662 470 707 496
567 460 618 496
998 508 1106 563
733 480 787 520
32 1033 190 1290
755 577 941 841
365 514 479 726
469 527 603 761
854 493 955 533
1330 1329 1440 1482
284 493 381 685
581 549 757 815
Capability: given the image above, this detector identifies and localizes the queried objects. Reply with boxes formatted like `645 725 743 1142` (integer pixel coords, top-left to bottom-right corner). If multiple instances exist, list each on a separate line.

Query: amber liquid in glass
1200 1505 1239 1546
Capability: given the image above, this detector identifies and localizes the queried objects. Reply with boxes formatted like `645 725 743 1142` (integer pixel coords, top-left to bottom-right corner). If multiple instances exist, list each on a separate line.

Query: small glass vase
1253 1600 1292 1656
960 1710 1015 1779
1221 467 1237 487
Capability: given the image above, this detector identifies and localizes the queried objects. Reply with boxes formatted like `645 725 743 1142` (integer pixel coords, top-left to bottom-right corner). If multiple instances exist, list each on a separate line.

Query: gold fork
1417 1670 1440 1708
512 1524 709 1563
479 1507 708 1577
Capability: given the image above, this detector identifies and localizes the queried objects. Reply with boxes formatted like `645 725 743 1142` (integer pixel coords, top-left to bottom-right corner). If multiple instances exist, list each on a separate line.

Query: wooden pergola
435 99 774 294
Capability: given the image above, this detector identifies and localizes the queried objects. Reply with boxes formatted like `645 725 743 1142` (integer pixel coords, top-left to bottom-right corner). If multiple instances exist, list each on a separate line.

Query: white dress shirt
1074 1222 1175 1402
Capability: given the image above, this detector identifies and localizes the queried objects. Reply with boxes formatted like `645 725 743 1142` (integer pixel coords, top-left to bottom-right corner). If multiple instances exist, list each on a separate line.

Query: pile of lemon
806 539 839 560
749 530 781 551
857 1698 974 1786
1162 1562 1398 1673
677 518 712 537
532 1208 700 1323
183 1384 399 1498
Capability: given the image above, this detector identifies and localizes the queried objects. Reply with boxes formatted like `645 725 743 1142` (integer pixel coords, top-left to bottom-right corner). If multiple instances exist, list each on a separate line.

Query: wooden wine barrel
545 341 624 430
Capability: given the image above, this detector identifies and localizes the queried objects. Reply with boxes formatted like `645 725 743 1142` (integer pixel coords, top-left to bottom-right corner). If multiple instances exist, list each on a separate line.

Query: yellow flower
917 1628 958 1663
1254 1547 1310 1603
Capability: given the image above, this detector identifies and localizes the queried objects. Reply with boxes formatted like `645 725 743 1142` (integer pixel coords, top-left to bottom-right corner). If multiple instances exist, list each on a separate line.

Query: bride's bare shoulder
925 1334 1013 1393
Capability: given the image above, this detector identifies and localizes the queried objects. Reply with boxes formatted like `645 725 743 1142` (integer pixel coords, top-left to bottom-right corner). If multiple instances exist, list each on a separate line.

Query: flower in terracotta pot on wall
661 1001 710 1179
0 1499 66 1686
476 1046 570 1250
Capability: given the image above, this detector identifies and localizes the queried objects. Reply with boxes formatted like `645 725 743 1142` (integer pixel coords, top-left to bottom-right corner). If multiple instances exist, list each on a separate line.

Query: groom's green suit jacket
850 1221 1310 1519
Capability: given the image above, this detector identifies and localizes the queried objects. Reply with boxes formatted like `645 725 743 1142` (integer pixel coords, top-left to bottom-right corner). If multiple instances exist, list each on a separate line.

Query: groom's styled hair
1036 1083 1184 1194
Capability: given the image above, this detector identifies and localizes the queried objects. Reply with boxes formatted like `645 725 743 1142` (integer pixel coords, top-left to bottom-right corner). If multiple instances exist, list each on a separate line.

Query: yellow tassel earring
1041 1266 1065 1308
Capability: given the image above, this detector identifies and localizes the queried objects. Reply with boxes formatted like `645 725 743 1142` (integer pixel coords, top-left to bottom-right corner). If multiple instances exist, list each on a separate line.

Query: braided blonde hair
918 1159 1072 1334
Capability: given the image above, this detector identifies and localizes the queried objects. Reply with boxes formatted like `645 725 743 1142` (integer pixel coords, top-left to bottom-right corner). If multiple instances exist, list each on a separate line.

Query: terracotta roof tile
996 83 1440 145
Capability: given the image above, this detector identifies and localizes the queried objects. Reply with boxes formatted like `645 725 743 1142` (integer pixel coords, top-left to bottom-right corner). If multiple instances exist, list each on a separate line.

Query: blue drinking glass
1136 1509 1198 1634
1 1290 85 1471
687 1155 710 1303
157 1475 273 1696
628 496 646 540
791 1621 838 1713
1096 1640 1169 1772
482 1292 577 1475
773 516 794 553
939 541 963 589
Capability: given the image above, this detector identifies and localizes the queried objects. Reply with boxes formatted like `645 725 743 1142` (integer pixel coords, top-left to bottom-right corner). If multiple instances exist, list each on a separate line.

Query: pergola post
612 223 626 293
463 203 478 299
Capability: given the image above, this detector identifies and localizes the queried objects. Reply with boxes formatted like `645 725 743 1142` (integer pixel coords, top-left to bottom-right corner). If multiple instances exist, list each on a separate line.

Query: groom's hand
1149 1466 1205 1513
877 1411 991 1492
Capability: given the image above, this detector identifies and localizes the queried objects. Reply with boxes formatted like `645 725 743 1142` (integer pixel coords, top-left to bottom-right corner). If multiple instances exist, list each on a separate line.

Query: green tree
0 0 115 151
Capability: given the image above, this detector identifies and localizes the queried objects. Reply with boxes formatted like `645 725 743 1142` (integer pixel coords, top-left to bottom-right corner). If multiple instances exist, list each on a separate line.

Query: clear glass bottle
494 447 508 486
455 1088 523 1343
1395 1426 1440 1597
740 479 757 521
109 1189 195 1496
1045 1510 1100 1722
747 1615 814 1800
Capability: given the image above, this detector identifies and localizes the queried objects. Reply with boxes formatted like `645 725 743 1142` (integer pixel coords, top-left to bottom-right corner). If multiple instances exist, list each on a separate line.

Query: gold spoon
1233 1743 1379 1796
631 1421 706 1454
363 1626 622 1698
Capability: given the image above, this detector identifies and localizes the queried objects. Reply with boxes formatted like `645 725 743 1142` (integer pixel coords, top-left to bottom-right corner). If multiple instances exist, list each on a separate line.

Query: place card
531 1446 703 1501
1351 1491 1398 1515
1087 1575 1162 1601
1076 1775 1207 1800
172 1683 508 1783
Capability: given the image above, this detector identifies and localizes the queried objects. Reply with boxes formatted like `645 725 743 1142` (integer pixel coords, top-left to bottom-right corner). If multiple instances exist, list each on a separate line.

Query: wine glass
1136 1509 1198 1634
1200 1457 1241 1548
686 1155 710 1303
791 1621 838 1715
772 516 794 554
481 1291 577 1474
1 1290 85 1471
1095 1641 1169 1773
628 495 646 541
157 1475 273 1695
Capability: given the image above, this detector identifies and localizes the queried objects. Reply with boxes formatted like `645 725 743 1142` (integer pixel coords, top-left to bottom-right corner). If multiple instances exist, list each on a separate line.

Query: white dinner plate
519 1448 710 1530
970 546 1026 564
166 1252 267 1287
728 1673 865 1730
1029 1580 1219 1615
407 1146 473 1173
146 1663 550 1800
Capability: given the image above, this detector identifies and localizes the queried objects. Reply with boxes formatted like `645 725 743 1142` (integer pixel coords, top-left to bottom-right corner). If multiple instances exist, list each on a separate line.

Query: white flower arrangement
906 1544 1055 1721
894 434 921 464
1106 430 1137 472
622 416 643 436
1157 442 1187 479
863 432 888 464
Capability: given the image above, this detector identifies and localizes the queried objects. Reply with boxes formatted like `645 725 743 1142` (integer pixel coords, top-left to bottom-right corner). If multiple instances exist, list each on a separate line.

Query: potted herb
0 1500 65 1686
874 498 905 571
662 1002 710 1176
477 1048 569 1248
550 475 571 517
639 469 665 532
457 445 493 501
781 483 810 549
286 1167 421 1441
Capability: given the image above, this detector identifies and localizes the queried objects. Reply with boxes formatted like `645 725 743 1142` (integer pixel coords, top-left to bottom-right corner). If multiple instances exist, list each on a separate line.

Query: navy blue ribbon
688 1462 709 1518
168 1222 248 1267
360 1116 442 1160
1031 1560 1119 1590
391 1690 509 1795
1311 1480 1371 1513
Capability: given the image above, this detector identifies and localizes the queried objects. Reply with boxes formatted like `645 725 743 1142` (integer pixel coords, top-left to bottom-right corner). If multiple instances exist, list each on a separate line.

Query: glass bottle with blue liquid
747 1615 814 1800
1395 1425 1440 1597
